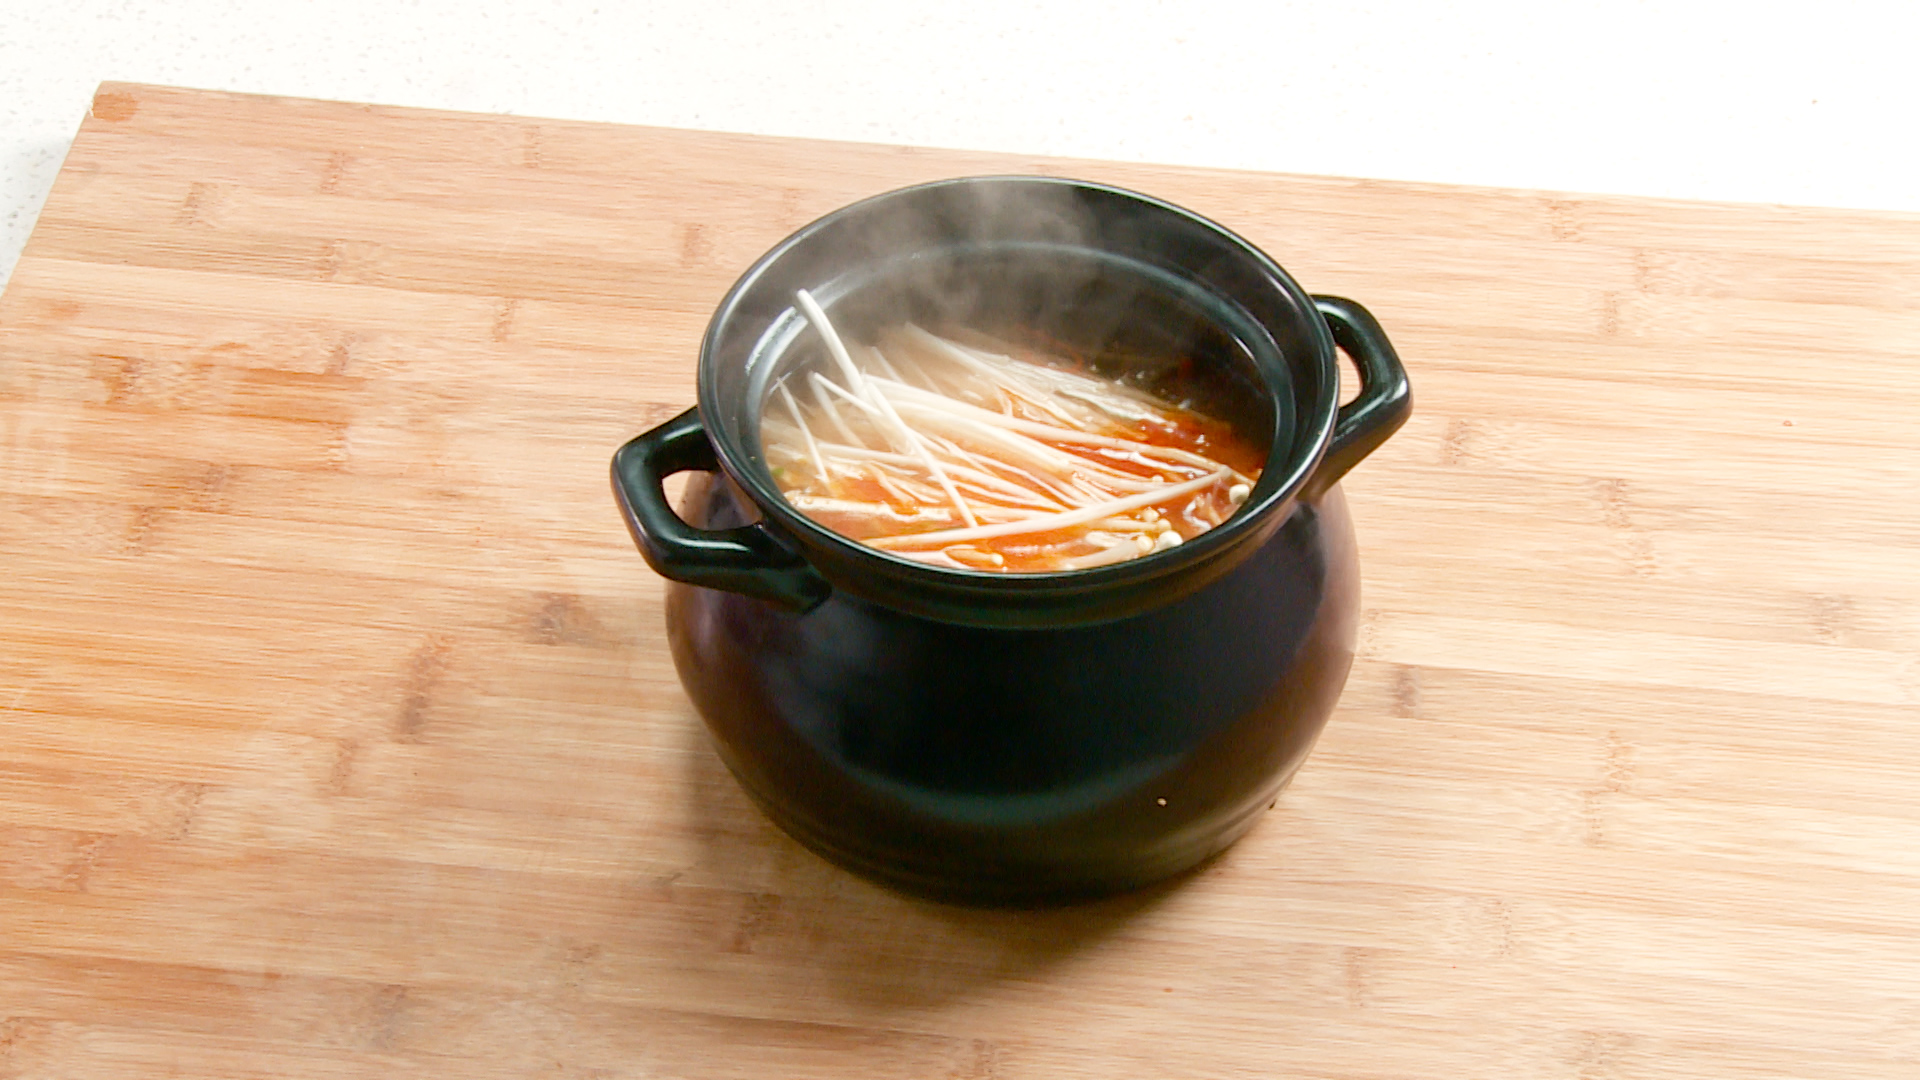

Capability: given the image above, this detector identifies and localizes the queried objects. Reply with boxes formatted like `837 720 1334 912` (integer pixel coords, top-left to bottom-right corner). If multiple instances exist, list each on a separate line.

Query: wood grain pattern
3 82 1919 1078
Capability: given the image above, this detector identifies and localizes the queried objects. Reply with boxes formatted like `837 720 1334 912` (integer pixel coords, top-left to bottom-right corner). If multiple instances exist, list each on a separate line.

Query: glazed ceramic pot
612 177 1410 904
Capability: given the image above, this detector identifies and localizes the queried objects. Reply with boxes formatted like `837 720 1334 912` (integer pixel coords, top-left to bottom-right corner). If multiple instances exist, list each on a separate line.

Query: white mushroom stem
774 380 828 485
900 325 1100 413
897 324 1016 404
795 438 1064 511
1054 534 1147 571
868 388 979 527
1058 386 1158 424
783 495 958 525
905 324 1170 418
807 371 865 446
878 392 1164 494
802 440 918 467
1004 385 1092 429
918 336 1089 423
795 289 872 396
922 433 1081 508
864 345 907 384
796 291 978 528
872 376 1252 485
867 469 1230 550
929 453 1067 508
781 495 1035 526
941 545 1005 570
811 370 884 421
768 313 1262 572
870 468 920 507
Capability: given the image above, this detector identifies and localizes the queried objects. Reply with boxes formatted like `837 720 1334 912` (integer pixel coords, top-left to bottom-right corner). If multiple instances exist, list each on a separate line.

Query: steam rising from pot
756 183 1274 572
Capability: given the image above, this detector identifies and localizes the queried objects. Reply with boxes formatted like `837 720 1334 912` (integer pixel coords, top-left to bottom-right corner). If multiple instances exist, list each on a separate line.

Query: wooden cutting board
2 82 1918 1078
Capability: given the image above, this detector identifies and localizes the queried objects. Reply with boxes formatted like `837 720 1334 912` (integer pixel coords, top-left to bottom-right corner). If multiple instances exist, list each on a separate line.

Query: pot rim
694 175 1340 599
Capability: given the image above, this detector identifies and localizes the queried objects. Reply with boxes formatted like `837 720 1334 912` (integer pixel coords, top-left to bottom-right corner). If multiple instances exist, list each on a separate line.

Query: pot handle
1305 296 1413 496
611 407 832 612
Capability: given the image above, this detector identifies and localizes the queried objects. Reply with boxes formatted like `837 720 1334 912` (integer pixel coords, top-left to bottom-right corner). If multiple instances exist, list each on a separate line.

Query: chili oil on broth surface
758 290 1266 574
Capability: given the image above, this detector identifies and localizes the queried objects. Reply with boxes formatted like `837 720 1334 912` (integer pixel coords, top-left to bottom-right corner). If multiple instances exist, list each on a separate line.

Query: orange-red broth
764 341 1265 573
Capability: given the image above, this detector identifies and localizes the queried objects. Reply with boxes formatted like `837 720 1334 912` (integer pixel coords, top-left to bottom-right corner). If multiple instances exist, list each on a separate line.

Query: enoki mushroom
763 289 1263 572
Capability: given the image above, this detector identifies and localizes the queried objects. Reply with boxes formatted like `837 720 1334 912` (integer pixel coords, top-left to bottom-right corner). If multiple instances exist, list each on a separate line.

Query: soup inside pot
754 247 1280 573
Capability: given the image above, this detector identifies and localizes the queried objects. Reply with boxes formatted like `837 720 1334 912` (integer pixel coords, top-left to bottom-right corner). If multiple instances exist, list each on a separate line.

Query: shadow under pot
613 176 1410 905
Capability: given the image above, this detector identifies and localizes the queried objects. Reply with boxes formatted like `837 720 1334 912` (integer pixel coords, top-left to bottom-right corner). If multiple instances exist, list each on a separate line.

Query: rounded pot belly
665 474 1360 904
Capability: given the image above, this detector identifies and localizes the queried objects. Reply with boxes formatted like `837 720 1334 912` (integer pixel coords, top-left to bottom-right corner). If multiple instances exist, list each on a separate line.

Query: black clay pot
613 177 1410 904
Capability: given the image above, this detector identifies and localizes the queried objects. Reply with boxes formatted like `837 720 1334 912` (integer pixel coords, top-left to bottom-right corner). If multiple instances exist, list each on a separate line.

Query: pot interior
697 177 1341 590
746 243 1286 470
728 242 1297 570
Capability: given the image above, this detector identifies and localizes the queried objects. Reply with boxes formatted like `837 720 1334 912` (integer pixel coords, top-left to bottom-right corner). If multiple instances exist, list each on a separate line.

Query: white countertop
4 0 1918 292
